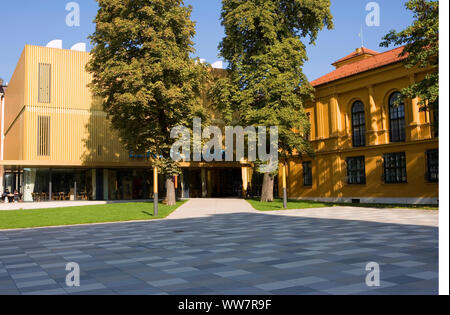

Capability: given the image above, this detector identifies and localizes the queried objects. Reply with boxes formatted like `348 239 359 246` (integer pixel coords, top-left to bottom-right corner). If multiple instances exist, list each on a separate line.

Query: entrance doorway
209 168 242 197
182 168 243 198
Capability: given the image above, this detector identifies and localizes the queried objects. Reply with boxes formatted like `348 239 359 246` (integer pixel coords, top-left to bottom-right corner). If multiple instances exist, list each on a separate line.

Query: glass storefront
3 170 23 194
51 169 91 201
3 166 253 202
20 168 93 202
3 167 157 202
107 169 153 200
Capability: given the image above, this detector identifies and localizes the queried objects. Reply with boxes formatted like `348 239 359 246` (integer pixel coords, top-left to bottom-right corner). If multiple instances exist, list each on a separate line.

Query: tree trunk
260 172 274 202
164 176 176 206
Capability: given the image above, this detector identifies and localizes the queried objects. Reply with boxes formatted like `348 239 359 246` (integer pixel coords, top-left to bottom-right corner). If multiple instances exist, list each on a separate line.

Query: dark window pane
347 156 366 184
352 101 366 147
303 162 312 186
383 152 407 183
389 92 406 142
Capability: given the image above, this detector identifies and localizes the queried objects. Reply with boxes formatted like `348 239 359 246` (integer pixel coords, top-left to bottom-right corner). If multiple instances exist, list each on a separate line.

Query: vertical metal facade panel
15 45 131 165
4 48 26 130
3 115 24 160
26 45 93 110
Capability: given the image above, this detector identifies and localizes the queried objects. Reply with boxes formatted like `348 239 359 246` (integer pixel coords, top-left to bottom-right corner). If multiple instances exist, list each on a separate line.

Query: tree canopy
213 0 333 155
380 0 439 109
87 0 207 204
210 0 333 201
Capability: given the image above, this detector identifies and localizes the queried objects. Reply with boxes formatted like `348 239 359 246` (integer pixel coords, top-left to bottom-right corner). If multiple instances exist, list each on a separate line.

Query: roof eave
311 59 405 88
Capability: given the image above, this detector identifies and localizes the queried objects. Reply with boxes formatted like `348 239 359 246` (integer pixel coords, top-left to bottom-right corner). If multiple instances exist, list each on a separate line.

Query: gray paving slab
0 199 439 295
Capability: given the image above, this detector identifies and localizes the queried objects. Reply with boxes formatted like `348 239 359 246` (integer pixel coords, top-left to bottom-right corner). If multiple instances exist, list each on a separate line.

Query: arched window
351 101 366 147
389 92 406 142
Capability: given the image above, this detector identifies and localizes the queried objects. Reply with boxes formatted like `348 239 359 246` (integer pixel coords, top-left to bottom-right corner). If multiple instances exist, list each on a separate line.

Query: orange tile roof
311 46 407 87
332 47 379 66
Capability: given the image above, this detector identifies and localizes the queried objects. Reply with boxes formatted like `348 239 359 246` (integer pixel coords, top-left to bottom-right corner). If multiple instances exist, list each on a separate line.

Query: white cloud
70 43 86 52
211 61 224 69
46 39 63 49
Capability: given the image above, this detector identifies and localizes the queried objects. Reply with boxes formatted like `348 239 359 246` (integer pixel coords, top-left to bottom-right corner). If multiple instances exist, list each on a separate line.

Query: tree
87 0 207 205
211 0 333 202
380 0 439 131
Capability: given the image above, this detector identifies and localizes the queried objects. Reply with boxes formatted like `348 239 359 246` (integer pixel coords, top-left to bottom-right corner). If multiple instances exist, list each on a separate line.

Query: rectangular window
37 116 50 156
426 149 438 182
347 156 366 184
383 152 407 184
303 162 312 186
38 63 51 103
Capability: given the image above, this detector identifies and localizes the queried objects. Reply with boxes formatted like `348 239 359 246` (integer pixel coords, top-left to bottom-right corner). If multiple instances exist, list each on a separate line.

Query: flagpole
360 25 364 47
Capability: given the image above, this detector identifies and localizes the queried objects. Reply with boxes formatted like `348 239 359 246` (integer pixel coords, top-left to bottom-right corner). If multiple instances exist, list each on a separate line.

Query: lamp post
174 175 178 200
153 167 158 216
282 162 287 209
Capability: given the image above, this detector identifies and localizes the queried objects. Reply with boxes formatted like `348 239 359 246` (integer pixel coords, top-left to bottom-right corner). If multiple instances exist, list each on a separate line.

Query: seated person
14 190 20 203
2 189 10 202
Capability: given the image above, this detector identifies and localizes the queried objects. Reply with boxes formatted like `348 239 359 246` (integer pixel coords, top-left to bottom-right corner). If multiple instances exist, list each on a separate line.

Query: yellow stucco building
279 47 438 205
0 45 438 204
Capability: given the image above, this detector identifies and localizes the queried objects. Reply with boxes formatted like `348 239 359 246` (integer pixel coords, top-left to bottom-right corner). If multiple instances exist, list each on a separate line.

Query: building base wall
291 197 438 206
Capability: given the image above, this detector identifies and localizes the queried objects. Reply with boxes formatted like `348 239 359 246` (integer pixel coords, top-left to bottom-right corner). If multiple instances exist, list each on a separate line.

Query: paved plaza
0 199 439 295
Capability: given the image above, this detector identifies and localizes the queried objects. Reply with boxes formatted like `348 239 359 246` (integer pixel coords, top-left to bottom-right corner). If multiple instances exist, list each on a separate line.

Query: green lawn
247 198 330 211
0 201 186 230
246 198 438 211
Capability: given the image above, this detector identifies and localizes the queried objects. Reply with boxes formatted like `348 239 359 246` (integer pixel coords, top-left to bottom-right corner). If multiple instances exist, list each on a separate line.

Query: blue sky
0 0 412 83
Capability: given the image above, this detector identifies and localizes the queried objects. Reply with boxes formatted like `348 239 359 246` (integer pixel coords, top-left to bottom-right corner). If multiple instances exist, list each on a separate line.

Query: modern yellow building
0 45 438 204
279 47 438 205
0 45 251 201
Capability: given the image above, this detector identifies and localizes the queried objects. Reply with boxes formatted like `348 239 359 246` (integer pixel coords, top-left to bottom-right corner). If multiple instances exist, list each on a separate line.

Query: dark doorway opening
182 168 242 198
210 168 242 197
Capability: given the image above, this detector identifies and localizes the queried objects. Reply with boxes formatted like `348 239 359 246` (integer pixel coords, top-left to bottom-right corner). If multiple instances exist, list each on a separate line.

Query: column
368 85 380 145
0 166 4 194
241 167 248 197
329 95 341 137
207 169 212 198
103 169 109 200
409 74 421 140
331 155 344 199
49 169 53 201
329 95 342 149
179 172 184 199
409 74 421 125
201 168 207 198
182 170 190 198
91 169 96 200
22 168 36 202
